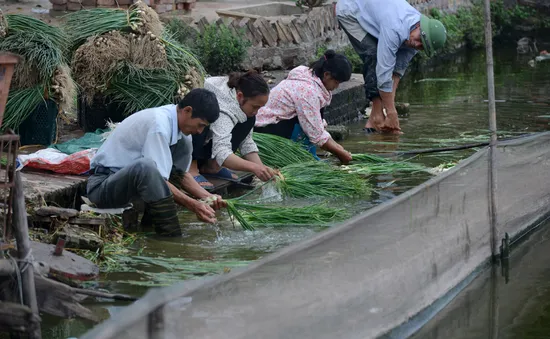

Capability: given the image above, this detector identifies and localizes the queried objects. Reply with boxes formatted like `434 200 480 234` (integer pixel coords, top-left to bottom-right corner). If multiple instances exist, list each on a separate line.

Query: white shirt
336 0 419 92
90 104 191 180
204 76 259 166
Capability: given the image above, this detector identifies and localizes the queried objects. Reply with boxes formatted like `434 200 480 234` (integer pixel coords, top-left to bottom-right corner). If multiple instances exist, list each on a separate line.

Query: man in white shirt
336 0 447 134
87 89 225 236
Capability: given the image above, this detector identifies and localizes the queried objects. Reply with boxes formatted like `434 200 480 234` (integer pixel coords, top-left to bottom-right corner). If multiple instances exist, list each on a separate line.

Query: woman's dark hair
311 50 352 83
227 70 270 98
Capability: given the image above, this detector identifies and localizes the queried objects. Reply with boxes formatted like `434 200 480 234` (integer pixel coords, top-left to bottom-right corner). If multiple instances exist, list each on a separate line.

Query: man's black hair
178 88 220 123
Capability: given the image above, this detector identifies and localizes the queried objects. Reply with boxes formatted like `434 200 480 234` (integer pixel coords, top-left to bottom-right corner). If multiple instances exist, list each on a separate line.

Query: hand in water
381 112 402 134
194 202 217 223
253 164 277 182
367 113 386 131
208 194 226 210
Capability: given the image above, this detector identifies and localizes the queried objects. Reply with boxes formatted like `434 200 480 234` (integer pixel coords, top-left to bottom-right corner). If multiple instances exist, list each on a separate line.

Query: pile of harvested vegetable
0 11 75 130
64 1 204 115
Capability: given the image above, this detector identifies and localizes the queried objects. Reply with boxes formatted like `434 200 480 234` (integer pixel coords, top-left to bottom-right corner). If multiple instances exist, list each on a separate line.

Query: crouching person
86 89 226 236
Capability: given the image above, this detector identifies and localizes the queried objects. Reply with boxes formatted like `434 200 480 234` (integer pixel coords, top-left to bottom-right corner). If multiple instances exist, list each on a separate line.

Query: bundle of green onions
277 161 371 198
253 132 315 168
64 1 204 115
350 153 390 163
339 163 426 176
0 13 75 130
63 2 163 52
226 200 349 231
5 13 69 54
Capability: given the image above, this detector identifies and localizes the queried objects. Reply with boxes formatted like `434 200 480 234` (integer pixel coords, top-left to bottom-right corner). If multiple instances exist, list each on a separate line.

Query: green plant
253 132 315 168
105 64 179 116
194 23 250 75
315 44 362 73
164 17 199 49
5 14 69 56
277 161 371 198
295 0 327 9
0 16 74 130
226 200 349 230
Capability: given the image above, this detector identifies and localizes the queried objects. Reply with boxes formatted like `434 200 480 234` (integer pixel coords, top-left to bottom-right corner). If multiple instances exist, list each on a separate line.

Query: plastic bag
17 148 97 175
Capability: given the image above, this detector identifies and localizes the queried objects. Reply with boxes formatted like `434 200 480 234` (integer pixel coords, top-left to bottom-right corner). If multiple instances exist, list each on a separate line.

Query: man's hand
192 201 217 223
252 164 277 182
368 111 386 130
381 110 402 134
207 194 227 210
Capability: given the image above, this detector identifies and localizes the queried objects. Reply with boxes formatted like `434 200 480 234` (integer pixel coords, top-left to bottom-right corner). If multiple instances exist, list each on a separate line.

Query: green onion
5 14 69 57
3 86 46 131
105 64 179 116
226 200 349 230
253 132 315 168
277 161 371 198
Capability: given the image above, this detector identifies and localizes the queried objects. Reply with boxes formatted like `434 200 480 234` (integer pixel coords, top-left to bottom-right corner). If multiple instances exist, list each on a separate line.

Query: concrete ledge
21 171 88 209
324 73 366 125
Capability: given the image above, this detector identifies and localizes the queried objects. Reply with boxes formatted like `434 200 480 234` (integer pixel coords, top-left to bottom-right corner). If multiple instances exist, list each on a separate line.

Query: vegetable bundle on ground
0 11 75 130
64 1 204 116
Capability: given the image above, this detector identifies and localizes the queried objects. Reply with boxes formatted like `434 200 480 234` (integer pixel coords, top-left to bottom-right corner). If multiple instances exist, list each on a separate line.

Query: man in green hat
336 0 447 134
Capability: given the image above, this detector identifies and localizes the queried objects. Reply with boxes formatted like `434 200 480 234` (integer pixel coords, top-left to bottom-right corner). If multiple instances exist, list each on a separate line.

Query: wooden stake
12 172 41 339
483 0 500 338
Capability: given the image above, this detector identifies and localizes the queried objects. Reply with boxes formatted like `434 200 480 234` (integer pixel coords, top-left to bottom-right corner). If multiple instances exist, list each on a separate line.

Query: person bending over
87 89 226 237
254 50 353 164
336 0 447 134
190 71 277 189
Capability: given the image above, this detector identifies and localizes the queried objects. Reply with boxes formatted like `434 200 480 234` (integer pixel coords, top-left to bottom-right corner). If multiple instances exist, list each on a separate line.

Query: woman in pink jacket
254 50 353 164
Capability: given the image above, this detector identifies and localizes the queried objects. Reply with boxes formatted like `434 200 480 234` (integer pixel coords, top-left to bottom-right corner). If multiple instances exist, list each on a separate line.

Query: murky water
41 46 550 338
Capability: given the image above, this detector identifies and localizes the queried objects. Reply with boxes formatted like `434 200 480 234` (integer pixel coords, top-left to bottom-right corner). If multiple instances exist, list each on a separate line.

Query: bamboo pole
12 172 41 339
482 0 500 338
483 0 498 261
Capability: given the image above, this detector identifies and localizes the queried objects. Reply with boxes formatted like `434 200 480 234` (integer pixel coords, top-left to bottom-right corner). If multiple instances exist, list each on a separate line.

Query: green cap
420 14 447 57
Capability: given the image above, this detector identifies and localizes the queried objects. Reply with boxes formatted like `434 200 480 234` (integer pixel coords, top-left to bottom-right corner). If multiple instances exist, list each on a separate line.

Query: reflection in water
412 221 550 339
41 47 550 337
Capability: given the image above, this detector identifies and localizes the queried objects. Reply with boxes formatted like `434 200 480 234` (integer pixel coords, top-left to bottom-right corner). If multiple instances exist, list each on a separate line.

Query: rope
17 248 33 274
7 253 24 305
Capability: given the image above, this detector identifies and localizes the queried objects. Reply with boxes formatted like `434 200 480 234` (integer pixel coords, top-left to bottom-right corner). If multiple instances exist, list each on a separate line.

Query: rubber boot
140 207 152 228
147 195 182 236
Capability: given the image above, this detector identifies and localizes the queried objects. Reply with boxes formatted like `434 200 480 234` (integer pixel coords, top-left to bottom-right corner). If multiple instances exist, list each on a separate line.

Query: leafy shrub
165 18 199 49
315 45 363 73
194 23 250 75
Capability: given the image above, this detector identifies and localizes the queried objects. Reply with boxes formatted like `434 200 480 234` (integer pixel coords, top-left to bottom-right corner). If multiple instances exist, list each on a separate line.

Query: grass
114 257 251 287
253 133 316 168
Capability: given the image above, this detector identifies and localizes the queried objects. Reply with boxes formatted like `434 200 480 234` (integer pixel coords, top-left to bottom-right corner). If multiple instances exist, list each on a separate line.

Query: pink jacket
255 66 332 146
